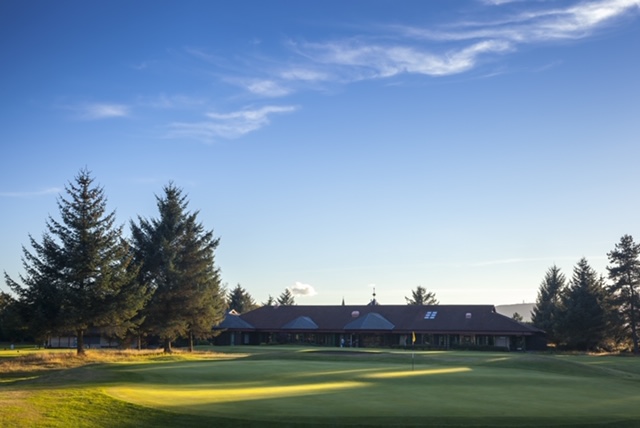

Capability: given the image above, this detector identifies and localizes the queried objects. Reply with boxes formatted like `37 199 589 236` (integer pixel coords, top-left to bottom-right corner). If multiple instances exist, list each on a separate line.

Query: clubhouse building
215 304 546 351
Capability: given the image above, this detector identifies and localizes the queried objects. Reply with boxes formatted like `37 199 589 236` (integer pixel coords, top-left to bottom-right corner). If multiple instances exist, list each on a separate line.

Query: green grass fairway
2 347 640 427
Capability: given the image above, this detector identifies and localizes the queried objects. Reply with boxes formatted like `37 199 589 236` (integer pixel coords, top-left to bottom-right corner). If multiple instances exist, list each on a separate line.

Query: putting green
104 352 640 426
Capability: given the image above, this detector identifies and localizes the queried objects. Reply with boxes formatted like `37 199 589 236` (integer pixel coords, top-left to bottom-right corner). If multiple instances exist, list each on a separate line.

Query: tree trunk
189 331 194 352
163 338 172 353
137 334 142 351
77 329 85 356
631 286 638 355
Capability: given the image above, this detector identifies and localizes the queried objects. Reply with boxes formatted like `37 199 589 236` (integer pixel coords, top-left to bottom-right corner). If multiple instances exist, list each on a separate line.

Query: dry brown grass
0 352 80 374
0 348 240 376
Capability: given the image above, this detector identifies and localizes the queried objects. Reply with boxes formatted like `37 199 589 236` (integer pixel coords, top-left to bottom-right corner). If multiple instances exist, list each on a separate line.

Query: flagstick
412 333 415 371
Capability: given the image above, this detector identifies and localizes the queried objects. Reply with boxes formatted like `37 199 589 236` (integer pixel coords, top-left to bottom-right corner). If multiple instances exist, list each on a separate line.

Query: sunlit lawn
1 346 640 427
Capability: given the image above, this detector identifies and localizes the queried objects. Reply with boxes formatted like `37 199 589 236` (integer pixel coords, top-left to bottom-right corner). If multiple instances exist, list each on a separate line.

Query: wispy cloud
289 282 317 297
234 0 639 93
95 0 638 142
245 79 292 97
168 105 299 142
279 68 330 82
75 103 130 120
397 0 640 43
137 94 206 109
308 0 637 77
229 68 332 98
300 39 512 78
0 187 61 198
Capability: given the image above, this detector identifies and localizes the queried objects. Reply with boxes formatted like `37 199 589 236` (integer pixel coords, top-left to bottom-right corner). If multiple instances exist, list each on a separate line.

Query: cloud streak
245 79 292 97
168 105 299 142
138 94 206 109
402 0 640 43
231 0 639 95
76 103 130 120
93 0 639 142
299 39 513 79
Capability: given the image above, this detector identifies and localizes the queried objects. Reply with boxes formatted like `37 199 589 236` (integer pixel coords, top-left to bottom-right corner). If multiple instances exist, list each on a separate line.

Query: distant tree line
226 285 297 311
532 235 640 354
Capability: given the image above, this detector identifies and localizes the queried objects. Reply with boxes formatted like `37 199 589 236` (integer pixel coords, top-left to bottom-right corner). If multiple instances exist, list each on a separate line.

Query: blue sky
1 0 639 306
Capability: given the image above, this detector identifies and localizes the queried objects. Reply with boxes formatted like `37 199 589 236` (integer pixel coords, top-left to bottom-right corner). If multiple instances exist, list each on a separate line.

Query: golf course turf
1 346 640 427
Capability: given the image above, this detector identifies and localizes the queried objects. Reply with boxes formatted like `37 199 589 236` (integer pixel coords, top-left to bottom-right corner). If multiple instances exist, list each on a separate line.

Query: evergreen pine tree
5 233 67 345
405 285 438 305
558 258 610 351
262 295 275 306
6 169 147 355
227 284 257 313
131 183 225 353
277 288 295 306
531 265 566 344
182 220 226 351
607 234 640 354
0 292 24 342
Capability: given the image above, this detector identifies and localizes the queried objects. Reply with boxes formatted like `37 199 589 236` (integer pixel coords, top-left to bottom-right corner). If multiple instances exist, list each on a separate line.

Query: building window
424 311 438 320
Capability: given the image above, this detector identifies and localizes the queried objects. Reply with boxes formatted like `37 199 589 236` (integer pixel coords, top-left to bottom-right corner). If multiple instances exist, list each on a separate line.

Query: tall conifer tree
6 169 147 355
277 288 296 306
607 234 640 354
0 292 24 342
228 284 257 313
532 265 566 344
405 285 438 305
131 183 225 353
262 295 275 306
5 232 67 344
558 258 610 351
